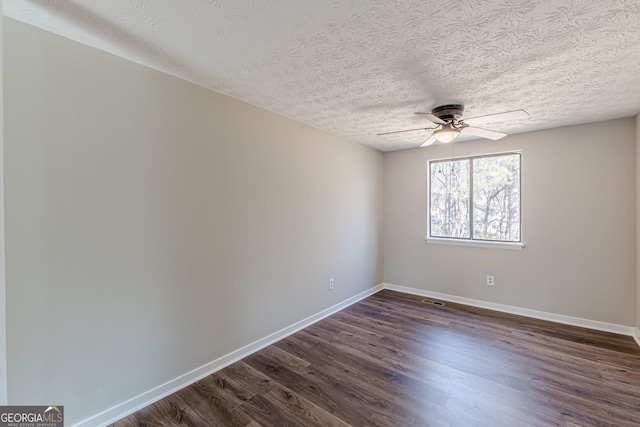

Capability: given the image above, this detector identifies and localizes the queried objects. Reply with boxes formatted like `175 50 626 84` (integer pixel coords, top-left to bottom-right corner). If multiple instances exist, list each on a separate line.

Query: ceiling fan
378 104 529 147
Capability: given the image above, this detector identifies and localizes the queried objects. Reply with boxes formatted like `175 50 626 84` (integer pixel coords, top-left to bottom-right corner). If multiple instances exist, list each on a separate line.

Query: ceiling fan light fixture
382 105 528 147
434 124 460 143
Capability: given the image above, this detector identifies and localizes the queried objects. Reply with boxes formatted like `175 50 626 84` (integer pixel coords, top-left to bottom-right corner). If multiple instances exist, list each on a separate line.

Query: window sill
426 237 524 250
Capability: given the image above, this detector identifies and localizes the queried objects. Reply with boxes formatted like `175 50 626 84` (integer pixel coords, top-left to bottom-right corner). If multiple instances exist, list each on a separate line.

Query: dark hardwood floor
112 290 640 426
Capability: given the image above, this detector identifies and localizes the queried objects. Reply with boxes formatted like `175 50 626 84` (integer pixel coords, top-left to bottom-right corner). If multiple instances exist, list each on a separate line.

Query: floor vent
421 299 445 307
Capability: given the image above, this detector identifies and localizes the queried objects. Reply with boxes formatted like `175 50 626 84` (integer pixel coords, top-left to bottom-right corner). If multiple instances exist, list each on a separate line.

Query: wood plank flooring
112 290 640 426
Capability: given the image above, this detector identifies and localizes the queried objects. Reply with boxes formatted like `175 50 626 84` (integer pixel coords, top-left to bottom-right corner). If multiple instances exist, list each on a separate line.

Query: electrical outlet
486 275 494 286
329 278 334 290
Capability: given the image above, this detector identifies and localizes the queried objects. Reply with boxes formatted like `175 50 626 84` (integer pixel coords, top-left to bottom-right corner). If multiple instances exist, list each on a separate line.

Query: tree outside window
429 153 520 243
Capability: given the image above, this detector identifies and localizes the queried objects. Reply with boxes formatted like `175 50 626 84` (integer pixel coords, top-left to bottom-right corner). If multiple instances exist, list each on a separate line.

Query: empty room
1 1 639 426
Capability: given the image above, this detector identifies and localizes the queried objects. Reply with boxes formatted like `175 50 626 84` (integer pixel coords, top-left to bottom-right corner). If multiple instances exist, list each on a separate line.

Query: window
428 153 521 244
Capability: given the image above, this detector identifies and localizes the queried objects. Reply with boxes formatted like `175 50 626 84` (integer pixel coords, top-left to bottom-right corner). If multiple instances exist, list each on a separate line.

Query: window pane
430 159 470 238
472 154 520 242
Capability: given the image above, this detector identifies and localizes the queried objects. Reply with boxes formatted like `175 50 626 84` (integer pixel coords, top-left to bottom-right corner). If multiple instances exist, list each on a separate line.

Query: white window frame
426 151 524 250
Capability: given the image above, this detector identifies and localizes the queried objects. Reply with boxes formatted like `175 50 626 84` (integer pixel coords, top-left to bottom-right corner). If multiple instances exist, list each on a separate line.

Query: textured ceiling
5 0 640 151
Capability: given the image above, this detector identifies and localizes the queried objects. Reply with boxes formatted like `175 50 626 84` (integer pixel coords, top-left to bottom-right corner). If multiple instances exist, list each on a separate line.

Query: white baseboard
73 284 384 427
72 281 639 426
383 283 637 338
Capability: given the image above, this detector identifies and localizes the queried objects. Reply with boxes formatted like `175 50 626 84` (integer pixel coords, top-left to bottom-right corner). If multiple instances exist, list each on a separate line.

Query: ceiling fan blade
461 126 507 140
414 112 447 125
420 135 437 147
463 110 529 126
377 126 437 136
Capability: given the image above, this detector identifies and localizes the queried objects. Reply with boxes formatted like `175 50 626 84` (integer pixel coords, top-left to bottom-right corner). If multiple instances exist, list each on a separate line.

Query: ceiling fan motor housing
432 104 464 122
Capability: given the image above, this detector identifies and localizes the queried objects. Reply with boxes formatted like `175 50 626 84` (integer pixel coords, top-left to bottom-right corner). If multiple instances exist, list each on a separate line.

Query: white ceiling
5 0 640 151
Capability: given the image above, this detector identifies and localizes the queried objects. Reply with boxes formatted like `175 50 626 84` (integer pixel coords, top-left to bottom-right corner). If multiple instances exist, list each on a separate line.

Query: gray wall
637 113 640 330
4 19 383 424
0 0 7 406
384 118 636 326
